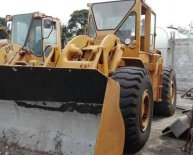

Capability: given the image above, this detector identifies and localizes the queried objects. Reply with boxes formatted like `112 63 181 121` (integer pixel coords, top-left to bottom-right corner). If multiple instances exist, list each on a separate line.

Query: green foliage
61 25 68 40
0 17 6 39
67 9 88 38
0 18 6 26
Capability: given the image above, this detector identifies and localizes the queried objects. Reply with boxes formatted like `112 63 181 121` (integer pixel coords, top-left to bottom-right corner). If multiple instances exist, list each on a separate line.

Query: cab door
42 18 59 66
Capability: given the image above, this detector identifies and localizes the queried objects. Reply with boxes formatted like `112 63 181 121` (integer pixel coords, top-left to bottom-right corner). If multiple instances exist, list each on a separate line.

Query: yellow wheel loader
0 0 176 154
0 12 124 154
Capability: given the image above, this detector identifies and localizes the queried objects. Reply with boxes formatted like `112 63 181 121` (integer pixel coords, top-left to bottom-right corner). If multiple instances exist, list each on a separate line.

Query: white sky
0 0 193 28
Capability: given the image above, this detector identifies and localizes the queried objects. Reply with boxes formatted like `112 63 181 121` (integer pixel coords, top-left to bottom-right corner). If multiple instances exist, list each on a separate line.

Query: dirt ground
136 93 193 155
136 110 187 155
0 93 192 155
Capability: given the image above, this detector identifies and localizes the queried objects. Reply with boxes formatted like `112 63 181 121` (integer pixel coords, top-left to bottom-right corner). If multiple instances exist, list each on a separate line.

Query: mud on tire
112 67 153 154
154 67 177 116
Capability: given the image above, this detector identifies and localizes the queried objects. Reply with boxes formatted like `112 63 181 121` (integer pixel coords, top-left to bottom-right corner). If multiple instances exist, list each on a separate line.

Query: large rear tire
154 67 176 116
112 67 153 154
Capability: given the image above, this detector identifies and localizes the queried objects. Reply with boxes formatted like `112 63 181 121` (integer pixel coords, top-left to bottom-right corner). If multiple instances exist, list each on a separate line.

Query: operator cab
5 12 61 66
9 13 57 56
88 0 156 58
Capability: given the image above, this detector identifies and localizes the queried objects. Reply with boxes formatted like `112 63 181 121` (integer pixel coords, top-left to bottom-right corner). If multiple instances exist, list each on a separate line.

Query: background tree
0 17 6 39
67 9 88 38
61 25 68 48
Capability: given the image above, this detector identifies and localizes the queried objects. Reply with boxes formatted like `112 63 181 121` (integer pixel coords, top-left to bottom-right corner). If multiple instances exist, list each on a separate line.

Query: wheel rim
140 90 151 132
170 80 175 105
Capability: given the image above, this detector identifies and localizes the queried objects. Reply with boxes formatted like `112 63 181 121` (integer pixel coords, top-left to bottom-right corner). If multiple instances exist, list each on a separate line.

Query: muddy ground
0 93 192 155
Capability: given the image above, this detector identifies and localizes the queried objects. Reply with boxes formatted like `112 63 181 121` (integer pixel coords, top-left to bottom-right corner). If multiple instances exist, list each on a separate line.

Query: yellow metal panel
139 51 150 65
148 54 163 101
144 7 151 53
94 78 125 155
121 0 141 58
56 35 90 67
100 34 118 76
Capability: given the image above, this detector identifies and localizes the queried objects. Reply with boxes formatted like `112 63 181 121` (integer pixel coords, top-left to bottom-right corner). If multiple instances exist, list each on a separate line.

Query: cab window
26 19 42 56
116 12 136 44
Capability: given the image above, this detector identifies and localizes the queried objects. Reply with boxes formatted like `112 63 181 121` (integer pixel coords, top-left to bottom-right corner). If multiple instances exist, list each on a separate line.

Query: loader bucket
0 66 124 154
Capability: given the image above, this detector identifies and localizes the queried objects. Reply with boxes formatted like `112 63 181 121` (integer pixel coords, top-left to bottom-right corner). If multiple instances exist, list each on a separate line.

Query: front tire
112 67 153 154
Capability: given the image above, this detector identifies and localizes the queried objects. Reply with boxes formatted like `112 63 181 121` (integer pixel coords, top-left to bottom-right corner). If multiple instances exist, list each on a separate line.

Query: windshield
11 13 44 56
92 0 135 30
11 13 32 46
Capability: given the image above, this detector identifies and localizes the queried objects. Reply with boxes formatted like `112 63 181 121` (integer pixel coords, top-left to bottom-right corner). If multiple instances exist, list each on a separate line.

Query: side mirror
43 19 55 39
44 19 53 29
